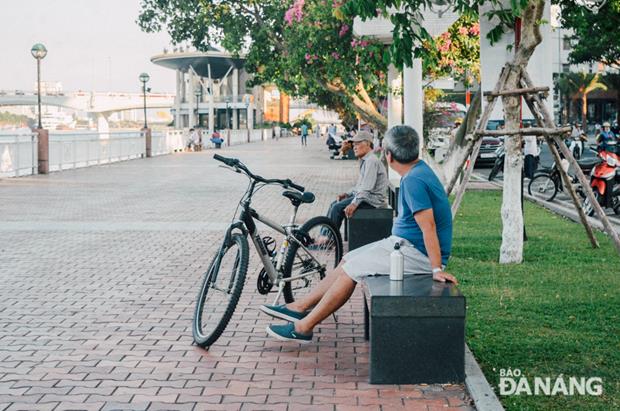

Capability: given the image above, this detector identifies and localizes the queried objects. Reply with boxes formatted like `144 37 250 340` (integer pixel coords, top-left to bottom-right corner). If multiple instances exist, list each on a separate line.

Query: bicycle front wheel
528 173 558 202
282 216 343 303
193 233 249 348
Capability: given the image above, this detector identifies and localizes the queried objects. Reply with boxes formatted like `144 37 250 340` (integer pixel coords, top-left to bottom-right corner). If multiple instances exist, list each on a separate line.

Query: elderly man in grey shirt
326 131 388 231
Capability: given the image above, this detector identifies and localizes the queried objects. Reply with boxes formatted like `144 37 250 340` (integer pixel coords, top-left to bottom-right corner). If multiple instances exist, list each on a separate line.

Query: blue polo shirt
391 160 452 265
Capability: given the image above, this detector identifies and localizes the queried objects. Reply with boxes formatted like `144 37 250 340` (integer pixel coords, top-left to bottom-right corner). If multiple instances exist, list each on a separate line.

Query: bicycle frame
221 175 328 304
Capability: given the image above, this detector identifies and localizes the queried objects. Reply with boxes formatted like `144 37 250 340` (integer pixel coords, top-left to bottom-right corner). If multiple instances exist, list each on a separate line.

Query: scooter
581 143 620 216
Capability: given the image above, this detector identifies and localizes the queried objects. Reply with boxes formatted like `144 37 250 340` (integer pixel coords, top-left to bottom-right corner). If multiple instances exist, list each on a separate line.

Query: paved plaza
0 137 473 411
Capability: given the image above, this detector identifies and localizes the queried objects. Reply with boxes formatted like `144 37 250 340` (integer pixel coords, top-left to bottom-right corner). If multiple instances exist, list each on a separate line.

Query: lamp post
31 43 47 129
194 89 202 127
139 72 150 129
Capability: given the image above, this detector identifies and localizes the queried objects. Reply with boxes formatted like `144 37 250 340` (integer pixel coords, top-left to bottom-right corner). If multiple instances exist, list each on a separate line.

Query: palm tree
565 72 608 131
602 73 620 124
556 73 579 124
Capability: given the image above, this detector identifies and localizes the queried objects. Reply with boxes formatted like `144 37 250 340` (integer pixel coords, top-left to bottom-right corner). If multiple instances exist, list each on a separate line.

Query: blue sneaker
266 323 313 344
259 304 308 322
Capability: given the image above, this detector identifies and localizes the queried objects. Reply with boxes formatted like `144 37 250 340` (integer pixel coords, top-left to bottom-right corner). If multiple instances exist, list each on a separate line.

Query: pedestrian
261 125 457 343
315 124 321 139
300 123 308 146
523 134 539 179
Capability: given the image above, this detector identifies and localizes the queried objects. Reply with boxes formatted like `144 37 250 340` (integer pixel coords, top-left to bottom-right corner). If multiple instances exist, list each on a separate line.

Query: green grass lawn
449 191 619 411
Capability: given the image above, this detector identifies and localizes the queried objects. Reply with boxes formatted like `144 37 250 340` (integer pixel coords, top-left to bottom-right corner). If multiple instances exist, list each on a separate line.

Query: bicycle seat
282 190 315 206
576 158 600 170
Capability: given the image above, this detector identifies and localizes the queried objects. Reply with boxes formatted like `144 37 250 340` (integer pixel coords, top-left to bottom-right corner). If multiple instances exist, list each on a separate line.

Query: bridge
0 90 174 114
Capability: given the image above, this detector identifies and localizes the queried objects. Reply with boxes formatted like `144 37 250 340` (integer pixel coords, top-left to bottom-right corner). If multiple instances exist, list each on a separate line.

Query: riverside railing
48 131 145 172
0 132 38 178
151 129 186 156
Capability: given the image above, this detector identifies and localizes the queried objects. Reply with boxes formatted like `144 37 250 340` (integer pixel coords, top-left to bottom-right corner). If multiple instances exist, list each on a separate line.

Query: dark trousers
327 195 374 231
301 135 308 146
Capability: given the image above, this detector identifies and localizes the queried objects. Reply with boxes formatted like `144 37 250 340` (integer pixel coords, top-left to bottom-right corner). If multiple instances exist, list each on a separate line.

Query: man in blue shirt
262 125 457 343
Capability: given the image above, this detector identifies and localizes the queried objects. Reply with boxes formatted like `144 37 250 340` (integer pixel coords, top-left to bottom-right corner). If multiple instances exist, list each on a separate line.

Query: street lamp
139 72 150 129
31 43 47 129
194 89 202 127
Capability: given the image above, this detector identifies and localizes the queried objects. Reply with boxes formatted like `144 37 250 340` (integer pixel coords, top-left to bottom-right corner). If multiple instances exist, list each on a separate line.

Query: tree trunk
499 0 545 264
582 93 588 131
500 66 525 264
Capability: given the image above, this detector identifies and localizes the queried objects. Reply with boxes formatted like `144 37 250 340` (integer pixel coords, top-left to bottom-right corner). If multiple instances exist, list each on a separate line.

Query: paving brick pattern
0 137 473 410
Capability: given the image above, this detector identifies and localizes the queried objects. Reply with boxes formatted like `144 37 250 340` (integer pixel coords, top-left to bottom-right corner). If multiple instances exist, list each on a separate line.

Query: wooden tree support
484 86 549 98
475 126 571 137
521 70 620 255
451 66 512 217
450 62 620 256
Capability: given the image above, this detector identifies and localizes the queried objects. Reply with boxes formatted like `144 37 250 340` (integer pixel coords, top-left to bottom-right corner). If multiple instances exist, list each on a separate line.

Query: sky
1 0 177 93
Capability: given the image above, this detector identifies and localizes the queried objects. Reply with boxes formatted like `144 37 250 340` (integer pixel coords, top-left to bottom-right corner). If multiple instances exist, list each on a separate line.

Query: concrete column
248 105 254 130
403 58 424 148
387 64 403 128
232 109 238 129
232 68 239 97
175 70 182 128
143 127 152 158
187 70 195 127
387 64 403 183
36 128 49 174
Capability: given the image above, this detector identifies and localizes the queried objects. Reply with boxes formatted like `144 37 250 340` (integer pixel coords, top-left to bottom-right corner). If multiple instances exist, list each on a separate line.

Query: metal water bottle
390 242 404 281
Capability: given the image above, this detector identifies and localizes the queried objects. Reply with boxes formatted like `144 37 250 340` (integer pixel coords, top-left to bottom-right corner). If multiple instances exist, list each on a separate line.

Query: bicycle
192 154 343 348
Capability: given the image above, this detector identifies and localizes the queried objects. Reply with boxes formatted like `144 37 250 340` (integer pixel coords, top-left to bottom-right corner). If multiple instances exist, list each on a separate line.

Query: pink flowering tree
138 0 390 130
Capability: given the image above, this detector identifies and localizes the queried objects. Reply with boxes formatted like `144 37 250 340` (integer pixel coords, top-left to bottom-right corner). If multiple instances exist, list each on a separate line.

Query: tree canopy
138 0 479 131
557 0 620 67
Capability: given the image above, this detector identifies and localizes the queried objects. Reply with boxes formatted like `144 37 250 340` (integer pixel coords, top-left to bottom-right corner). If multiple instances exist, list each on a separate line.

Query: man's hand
344 202 358 218
432 271 458 285
337 193 348 201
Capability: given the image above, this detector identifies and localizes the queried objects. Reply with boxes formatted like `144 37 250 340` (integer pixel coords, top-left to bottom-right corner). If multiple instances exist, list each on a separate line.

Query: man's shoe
260 304 308 322
266 323 313 344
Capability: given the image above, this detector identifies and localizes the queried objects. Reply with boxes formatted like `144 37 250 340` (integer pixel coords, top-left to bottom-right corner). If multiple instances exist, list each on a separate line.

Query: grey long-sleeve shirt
349 152 388 207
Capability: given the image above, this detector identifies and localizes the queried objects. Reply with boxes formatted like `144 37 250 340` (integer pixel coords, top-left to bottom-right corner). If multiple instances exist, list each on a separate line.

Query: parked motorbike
488 145 505 181
581 143 620 216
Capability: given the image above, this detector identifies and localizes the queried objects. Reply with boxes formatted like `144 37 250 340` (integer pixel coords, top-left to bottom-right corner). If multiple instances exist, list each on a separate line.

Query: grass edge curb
465 344 505 411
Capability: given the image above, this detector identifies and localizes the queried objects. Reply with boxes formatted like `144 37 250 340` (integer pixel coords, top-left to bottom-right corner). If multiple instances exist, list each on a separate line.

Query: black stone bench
388 181 399 216
344 207 393 251
361 275 465 384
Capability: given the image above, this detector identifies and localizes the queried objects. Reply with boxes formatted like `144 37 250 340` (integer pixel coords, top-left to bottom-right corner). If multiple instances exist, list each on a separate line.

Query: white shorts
342 236 433 282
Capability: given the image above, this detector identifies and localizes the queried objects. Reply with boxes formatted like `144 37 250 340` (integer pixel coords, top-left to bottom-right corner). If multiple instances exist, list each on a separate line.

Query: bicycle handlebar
213 154 305 192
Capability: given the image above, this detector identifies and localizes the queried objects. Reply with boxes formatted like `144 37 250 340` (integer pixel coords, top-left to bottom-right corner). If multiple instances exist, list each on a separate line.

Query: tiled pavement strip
0 136 474 411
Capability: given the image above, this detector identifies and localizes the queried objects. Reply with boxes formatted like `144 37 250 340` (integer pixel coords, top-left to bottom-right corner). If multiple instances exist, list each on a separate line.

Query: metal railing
0 133 38 178
48 131 145 172
151 129 186 156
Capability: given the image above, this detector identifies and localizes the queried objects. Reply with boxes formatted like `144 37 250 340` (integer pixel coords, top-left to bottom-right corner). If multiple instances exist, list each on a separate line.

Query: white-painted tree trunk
500 90 524 263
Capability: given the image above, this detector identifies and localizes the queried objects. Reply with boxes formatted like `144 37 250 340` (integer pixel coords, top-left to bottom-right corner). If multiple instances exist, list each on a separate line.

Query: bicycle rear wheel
282 216 343 303
192 233 249 348
528 173 558 202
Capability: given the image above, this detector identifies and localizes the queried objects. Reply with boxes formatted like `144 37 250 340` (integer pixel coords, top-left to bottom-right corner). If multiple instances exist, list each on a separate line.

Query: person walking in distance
300 123 309 146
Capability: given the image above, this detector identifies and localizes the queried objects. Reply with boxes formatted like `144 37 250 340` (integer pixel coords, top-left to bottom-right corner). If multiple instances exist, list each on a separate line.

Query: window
562 64 571 73
562 36 571 50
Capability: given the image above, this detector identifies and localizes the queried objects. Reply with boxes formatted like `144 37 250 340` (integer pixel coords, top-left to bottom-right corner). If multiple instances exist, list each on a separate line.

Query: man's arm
414 208 458 284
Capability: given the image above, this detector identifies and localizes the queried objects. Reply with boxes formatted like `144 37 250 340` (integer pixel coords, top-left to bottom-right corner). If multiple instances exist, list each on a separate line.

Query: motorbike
488 145 505 181
581 143 620 216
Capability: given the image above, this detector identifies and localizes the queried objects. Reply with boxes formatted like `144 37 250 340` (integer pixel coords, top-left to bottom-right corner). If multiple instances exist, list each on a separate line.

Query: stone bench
344 207 393 251
361 274 466 384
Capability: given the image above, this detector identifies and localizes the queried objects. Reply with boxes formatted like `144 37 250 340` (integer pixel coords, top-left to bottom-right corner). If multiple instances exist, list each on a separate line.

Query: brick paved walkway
0 137 473 411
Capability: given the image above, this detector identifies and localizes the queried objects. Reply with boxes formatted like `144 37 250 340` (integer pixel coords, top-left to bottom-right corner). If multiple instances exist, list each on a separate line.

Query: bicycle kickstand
272 280 285 306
